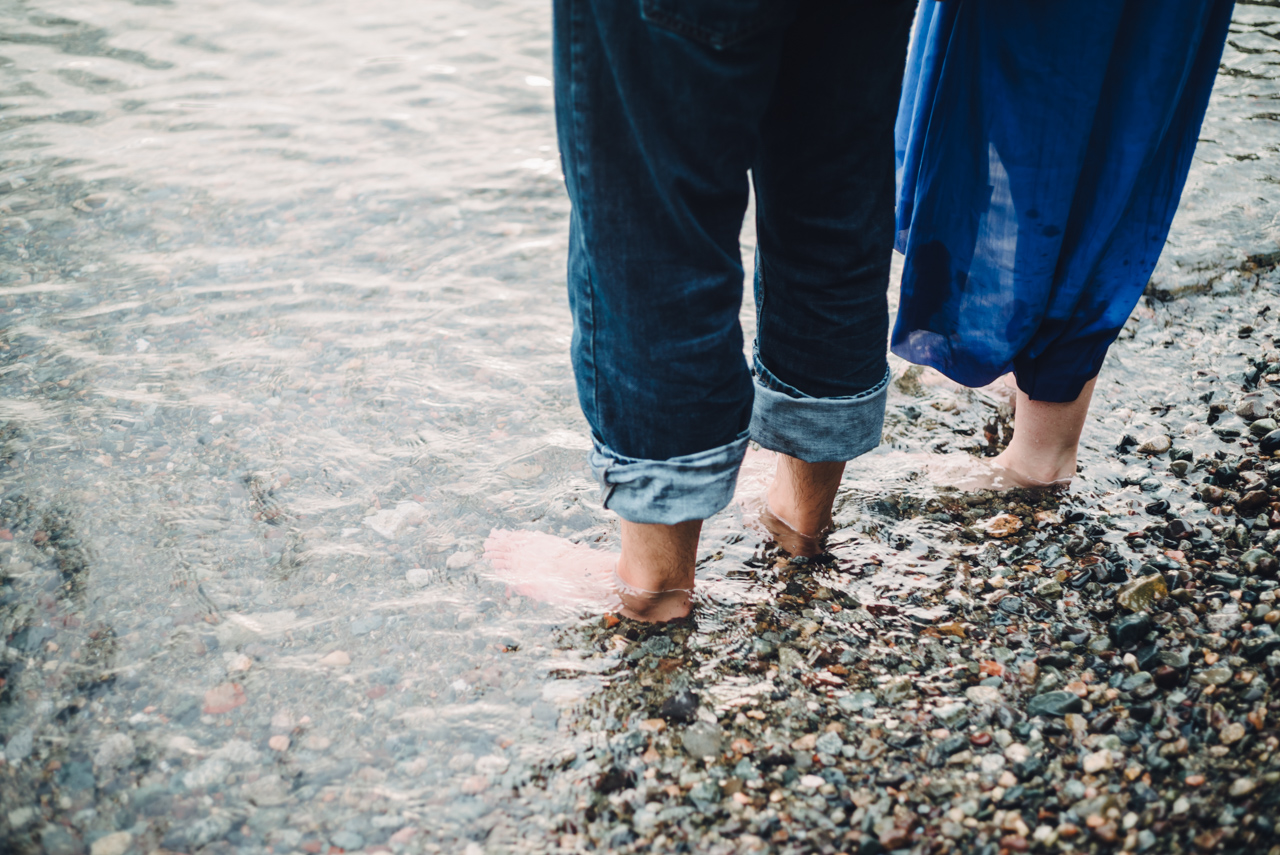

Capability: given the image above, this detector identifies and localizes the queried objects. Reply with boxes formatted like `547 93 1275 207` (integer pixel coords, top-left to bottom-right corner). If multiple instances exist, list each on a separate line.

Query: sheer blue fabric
893 0 1235 402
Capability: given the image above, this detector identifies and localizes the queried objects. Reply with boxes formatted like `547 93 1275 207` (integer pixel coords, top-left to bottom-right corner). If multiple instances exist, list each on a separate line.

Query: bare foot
952 458 1071 491
483 529 621 611
924 450 1071 491
483 529 694 622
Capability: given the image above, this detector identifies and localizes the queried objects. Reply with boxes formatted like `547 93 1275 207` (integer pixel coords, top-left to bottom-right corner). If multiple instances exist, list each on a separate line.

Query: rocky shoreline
521 264 1280 855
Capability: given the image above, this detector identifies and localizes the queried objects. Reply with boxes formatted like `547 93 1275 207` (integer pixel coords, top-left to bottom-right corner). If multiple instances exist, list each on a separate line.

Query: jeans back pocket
640 0 786 50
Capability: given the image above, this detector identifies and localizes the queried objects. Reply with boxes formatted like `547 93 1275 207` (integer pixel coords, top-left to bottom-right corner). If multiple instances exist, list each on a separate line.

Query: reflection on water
0 1 1277 852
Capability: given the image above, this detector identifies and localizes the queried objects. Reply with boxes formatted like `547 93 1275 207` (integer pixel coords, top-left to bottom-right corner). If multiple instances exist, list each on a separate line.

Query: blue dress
893 0 1235 402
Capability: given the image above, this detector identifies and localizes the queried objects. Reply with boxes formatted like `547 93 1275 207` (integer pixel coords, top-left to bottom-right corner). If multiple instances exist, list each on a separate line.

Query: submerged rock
1026 691 1084 718
659 689 699 723
681 722 724 759
1240 548 1278 576
1108 613 1152 648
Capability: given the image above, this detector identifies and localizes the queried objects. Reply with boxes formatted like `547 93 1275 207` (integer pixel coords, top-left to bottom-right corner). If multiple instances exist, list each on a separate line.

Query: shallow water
0 2 1278 853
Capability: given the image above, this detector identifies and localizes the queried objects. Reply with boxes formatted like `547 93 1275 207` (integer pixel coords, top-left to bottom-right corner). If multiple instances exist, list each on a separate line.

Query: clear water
0 2 1277 852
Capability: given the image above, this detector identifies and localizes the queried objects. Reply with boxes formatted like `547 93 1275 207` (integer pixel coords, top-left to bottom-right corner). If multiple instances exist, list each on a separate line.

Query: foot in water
925 450 1074 491
482 529 693 622
736 446 836 558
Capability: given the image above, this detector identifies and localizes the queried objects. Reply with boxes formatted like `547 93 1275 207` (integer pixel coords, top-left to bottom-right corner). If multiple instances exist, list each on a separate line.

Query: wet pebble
88 833 131 855
1026 691 1084 717
202 683 247 714
659 689 699 723
92 733 134 770
1118 576 1167 613
1108 613 1152 648
681 722 724 759
1137 434 1172 454
40 825 83 855
1228 777 1256 797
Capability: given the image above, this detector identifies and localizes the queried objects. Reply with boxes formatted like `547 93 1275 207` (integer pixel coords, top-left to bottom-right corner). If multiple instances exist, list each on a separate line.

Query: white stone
7 806 35 828
965 685 1003 706
93 733 134 770
1229 777 1256 797
363 502 428 539
475 754 510 776
446 550 477 570
980 754 1006 775
242 773 290 806
4 727 34 763
212 738 260 765
798 774 826 789
166 735 203 756
448 752 476 772
1004 743 1030 764
91 832 133 855
213 610 298 647
1082 749 1112 774
405 567 432 587
183 757 231 790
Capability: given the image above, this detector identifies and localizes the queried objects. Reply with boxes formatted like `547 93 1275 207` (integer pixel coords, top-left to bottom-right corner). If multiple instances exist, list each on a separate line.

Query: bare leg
983 377 1096 487
763 456 846 557
615 519 701 621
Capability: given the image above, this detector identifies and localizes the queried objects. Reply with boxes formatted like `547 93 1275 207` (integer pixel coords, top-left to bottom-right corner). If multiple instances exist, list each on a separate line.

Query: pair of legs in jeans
550 0 914 620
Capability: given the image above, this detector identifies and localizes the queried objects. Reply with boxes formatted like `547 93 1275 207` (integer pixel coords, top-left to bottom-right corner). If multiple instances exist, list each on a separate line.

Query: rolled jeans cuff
589 432 750 525
749 359 889 463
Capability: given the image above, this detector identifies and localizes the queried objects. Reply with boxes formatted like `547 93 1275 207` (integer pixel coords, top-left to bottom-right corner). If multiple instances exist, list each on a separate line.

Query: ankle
614 557 693 621
766 482 832 538
766 456 844 538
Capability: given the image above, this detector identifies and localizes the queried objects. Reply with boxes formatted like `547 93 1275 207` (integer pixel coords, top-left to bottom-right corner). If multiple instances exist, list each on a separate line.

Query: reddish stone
970 732 993 747
1000 835 1029 851
1193 830 1223 852
1092 821 1118 844
366 685 388 700
0 529 11 541
202 683 247 714
880 828 912 850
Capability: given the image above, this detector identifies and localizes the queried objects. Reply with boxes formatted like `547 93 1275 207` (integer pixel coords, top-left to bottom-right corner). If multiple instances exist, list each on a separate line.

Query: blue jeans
555 0 915 524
